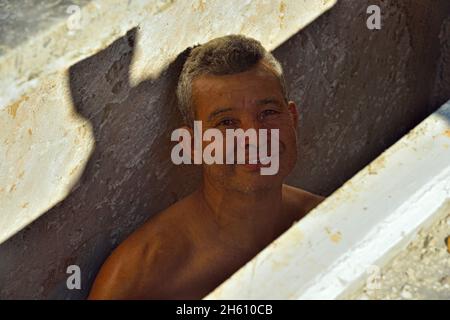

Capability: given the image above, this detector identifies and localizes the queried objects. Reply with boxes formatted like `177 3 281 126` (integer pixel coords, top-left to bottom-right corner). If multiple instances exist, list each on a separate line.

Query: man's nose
239 115 262 151
240 115 261 131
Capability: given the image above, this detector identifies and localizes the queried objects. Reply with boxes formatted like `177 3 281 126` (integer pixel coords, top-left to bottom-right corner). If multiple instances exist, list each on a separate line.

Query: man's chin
235 162 277 173
205 164 286 192
226 172 283 193
236 163 265 173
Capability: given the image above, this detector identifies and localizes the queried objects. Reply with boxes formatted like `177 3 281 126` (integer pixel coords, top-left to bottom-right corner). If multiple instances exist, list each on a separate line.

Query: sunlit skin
88 61 325 300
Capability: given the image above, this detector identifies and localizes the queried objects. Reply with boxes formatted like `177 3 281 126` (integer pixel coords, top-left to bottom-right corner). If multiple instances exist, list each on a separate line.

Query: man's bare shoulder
282 184 326 220
88 193 199 299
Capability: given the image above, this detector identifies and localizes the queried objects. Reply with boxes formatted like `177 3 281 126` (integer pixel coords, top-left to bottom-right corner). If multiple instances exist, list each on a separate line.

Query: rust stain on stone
7 95 29 118
69 164 80 176
197 0 206 12
191 0 206 12
330 232 342 243
406 126 428 141
368 155 386 175
77 125 88 138
325 227 342 244
443 129 450 138
271 257 289 272
279 1 286 28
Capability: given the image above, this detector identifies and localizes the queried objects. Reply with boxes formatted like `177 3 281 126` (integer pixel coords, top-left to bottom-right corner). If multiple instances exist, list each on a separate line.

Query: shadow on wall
0 0 449 300
0 28 202 299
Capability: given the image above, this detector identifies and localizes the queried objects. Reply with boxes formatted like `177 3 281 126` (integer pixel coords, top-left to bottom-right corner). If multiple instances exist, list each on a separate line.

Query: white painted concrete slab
348 201 450 300
205 100 450 300
0 0 338 109
0 0 337 245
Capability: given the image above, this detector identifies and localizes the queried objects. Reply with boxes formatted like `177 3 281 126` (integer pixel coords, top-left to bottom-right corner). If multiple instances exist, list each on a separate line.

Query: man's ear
287 101 299 125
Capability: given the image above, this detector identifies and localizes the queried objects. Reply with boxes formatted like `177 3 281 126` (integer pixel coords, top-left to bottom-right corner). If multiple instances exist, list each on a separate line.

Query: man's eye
260 109 280 118
216 119 236 127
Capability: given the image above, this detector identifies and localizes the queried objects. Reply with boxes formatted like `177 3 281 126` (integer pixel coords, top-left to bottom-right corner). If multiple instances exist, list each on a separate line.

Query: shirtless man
88 35 325 299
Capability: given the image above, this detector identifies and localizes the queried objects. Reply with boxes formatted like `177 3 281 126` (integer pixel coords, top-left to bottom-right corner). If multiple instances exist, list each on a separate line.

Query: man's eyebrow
207 107 233 121
255 97 282 106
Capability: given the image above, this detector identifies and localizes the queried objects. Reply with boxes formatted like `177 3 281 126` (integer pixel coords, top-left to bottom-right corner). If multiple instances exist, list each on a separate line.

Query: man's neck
197 177 284 252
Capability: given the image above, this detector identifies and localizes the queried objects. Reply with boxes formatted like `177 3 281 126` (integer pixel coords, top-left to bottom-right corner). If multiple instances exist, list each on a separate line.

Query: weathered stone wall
432 13 450 109
0 0 449 299
282 0 450 194
0 0 335 250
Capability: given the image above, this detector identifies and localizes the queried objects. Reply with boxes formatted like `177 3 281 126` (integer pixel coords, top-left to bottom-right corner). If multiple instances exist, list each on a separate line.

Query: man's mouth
239 156 273 171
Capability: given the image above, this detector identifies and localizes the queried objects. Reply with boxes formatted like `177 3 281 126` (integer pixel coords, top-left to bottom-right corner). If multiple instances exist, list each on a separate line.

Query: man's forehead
192 66 282 102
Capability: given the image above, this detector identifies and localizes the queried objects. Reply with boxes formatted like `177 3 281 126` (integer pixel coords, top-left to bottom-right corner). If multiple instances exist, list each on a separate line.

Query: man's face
191 61 298 193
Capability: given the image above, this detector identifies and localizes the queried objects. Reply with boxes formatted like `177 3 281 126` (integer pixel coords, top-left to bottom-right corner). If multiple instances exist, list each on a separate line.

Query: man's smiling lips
237 155 274 171
240 161 268 171
240 141 285 171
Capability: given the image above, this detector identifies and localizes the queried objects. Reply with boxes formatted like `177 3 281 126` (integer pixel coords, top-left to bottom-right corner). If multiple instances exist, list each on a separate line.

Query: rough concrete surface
349 201 450 300
0 0 336 246
0 0 449 299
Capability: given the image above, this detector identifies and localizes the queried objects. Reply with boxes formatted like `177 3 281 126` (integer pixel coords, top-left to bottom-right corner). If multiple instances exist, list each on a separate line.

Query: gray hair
176 34 288 125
